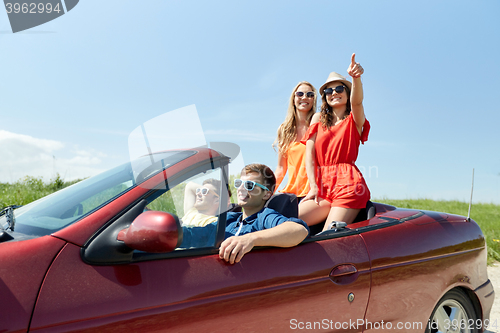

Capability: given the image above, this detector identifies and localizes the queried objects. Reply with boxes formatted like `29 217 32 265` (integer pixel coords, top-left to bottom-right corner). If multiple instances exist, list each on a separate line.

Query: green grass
375 198 500 265
1 177 498 264
0 174 82 208
147 184 186 217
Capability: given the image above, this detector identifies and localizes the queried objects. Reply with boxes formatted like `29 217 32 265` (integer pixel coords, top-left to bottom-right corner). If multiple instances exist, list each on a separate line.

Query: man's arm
181 222 217 248
219 221 308 264
183 181 198 214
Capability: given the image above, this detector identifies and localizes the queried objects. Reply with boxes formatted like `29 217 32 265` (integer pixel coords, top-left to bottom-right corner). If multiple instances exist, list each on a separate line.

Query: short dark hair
242 163 276 194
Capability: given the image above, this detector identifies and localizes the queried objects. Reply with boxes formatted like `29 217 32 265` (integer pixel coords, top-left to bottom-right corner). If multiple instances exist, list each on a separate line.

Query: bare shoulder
311 112 321 125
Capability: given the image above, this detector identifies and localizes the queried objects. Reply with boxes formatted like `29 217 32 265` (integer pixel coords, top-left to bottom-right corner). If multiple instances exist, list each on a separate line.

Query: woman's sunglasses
295 91 315 98
196 187 219 198
323 86 347 95
234 179 270 192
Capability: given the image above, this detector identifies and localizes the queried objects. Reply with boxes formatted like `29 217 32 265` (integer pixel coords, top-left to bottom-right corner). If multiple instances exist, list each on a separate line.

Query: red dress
302 113 371 209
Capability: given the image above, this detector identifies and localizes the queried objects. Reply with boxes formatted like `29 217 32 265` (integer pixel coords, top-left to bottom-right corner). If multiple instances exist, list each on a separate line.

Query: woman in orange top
273 81 317 200
299 54 370 229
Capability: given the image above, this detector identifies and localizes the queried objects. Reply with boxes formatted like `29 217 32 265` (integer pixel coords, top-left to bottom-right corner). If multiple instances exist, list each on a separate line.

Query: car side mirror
117 211 183 253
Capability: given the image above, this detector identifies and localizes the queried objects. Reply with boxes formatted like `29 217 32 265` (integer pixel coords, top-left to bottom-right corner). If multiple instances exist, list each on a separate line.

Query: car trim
305 211 425 243
369 247 485 272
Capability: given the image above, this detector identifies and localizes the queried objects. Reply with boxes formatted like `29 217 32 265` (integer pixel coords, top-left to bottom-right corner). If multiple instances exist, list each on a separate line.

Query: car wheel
426 289 478 333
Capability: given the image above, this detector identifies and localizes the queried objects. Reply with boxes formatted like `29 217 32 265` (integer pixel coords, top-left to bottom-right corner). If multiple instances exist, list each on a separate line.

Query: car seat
264 193 299 218
309 200 376 235
227 193 299 218
352 200 376 222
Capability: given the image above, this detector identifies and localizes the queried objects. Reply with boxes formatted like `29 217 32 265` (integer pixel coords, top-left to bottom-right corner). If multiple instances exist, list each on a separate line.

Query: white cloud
0 130 107 183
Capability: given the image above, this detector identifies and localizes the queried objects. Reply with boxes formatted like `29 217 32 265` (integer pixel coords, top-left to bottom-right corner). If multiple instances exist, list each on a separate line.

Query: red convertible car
0 148 495 332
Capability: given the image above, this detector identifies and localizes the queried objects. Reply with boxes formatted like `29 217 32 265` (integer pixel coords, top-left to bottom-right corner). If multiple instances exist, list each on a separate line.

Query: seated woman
274 81 317 201
299 54 371 231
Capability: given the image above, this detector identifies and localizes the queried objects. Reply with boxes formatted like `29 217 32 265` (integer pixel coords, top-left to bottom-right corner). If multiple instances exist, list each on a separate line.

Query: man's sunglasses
234 179 270 192
196 187 219 198
295 91 315 98
323 86 347 95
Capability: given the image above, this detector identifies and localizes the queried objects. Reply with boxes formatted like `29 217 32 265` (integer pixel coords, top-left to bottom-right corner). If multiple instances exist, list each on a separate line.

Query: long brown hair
320 83 351 128
273 81 317 157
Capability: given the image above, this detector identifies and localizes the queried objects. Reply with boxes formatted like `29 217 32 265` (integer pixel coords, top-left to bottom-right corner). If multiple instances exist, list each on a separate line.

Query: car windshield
0 151 195 237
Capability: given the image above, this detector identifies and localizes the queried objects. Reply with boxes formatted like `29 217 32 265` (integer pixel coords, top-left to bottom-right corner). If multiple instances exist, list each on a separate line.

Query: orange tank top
280 142 310 197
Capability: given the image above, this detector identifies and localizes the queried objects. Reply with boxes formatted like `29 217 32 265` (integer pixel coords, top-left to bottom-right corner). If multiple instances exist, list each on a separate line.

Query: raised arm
347 53 365 135
219 221 308 264
183 181 199 214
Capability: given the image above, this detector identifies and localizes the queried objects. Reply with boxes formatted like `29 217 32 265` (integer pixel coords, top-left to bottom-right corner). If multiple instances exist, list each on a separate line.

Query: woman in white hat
273 81 317 200
298 54 371 230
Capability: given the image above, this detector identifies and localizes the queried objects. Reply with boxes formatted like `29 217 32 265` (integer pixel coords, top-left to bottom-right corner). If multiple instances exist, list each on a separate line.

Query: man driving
181 163 309 264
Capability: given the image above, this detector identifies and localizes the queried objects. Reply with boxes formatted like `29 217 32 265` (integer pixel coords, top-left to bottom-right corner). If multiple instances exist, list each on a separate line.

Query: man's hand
219 234 255 264
219 221 308 264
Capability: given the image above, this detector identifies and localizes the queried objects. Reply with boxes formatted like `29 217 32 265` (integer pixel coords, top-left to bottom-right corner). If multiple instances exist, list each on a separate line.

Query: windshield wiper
0 205 22 231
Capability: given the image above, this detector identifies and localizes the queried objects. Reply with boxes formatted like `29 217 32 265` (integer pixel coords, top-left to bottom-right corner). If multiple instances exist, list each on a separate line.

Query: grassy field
0 174 81 208
375 198 500 265
1 177 498 263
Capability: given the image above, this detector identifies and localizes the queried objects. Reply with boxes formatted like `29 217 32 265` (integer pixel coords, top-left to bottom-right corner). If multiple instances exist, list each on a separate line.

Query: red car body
0 148 494 332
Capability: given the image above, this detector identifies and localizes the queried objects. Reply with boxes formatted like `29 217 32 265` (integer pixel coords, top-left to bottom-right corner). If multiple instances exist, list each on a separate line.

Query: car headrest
353 200 376 223
265 193 299 218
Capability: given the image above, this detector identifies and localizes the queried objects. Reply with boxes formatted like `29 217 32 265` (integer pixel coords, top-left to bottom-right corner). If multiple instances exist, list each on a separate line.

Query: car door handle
329 264 358 285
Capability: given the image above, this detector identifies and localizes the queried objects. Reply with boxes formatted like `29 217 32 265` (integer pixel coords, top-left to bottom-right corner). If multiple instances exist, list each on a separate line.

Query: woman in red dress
299 54 370 230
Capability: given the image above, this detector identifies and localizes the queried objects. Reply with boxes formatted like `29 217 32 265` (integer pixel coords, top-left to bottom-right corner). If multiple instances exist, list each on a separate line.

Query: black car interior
230 193 376 236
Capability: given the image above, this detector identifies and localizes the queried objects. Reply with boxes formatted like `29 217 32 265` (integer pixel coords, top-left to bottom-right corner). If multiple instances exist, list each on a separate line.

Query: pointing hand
347 53 364 78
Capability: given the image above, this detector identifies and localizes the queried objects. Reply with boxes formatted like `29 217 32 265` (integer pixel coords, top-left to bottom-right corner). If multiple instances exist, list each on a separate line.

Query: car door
29 160 371 332
30 238 371 332
358 210 487 333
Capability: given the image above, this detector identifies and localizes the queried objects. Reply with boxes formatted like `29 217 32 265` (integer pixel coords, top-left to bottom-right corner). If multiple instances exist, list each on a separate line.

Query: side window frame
131 157 231 262
82 154 231 265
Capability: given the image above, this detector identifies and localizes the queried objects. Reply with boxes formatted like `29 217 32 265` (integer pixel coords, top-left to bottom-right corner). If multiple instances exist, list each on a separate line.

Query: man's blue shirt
181 207 309 248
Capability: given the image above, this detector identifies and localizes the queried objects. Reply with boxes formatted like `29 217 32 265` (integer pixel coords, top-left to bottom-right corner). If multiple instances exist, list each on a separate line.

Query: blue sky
1 0 499 204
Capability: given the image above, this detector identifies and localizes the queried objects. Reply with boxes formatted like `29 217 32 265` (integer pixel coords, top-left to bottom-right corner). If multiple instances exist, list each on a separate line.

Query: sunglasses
234 179 270 192
323 86 347 95
196 187 219 198
295 91 315 98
